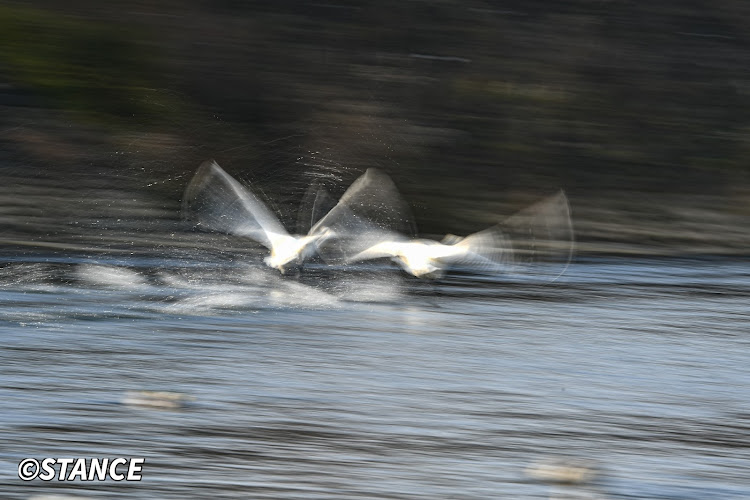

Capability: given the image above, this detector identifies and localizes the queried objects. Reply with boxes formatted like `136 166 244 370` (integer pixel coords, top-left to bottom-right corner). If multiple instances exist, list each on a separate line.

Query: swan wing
182 160 289 250
448 226 514 271
500 189 574 279
318 206 406 264
438 190 573 277
347 240 406 263
309 168 416 262
296 180 338 235
311 168 416 237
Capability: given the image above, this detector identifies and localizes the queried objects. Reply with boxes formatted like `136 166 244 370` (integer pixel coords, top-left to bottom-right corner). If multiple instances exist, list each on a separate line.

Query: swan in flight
182 161 414 273
182 160 329 272
345 191 574 279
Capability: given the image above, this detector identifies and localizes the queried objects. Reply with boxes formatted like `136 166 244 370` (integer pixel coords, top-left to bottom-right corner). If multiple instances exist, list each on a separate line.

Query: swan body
349 230 509 278
378 239 473 278
263 232 330 273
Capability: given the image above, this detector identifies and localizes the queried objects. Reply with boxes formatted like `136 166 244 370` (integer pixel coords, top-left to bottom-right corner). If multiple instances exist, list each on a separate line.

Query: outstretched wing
296 180 338 236
448 226 514 272
346 239 407 264
440 190 573 277
182 160 289 250
309 168 416 262
499 190 574 279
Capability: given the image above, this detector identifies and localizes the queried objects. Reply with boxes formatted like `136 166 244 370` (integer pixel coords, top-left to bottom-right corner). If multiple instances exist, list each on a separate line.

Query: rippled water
1 253 749 499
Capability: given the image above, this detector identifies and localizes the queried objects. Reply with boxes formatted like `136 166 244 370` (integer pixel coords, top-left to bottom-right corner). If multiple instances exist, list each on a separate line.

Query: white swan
346 191 574 279
183 161 414 273
347 230 509 278
183 160 332 273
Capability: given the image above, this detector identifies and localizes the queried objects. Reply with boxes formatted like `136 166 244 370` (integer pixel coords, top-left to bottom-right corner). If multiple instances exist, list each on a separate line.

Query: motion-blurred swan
183 160 329 272
347 230 507 278
183 161 414 273
346 191 574 279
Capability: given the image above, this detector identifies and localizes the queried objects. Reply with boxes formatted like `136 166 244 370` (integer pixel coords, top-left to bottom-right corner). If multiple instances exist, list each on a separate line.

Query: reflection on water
1 254 749 499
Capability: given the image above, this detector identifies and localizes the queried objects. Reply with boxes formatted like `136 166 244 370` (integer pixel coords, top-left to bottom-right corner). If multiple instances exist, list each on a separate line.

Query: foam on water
76 264 149 290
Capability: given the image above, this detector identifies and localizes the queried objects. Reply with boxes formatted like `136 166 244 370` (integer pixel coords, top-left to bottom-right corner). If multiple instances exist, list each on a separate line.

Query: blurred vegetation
0 4 185 124
1 0 750 243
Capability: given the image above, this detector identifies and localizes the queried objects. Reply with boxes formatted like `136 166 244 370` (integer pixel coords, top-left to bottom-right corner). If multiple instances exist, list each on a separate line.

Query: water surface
1 254 749 499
